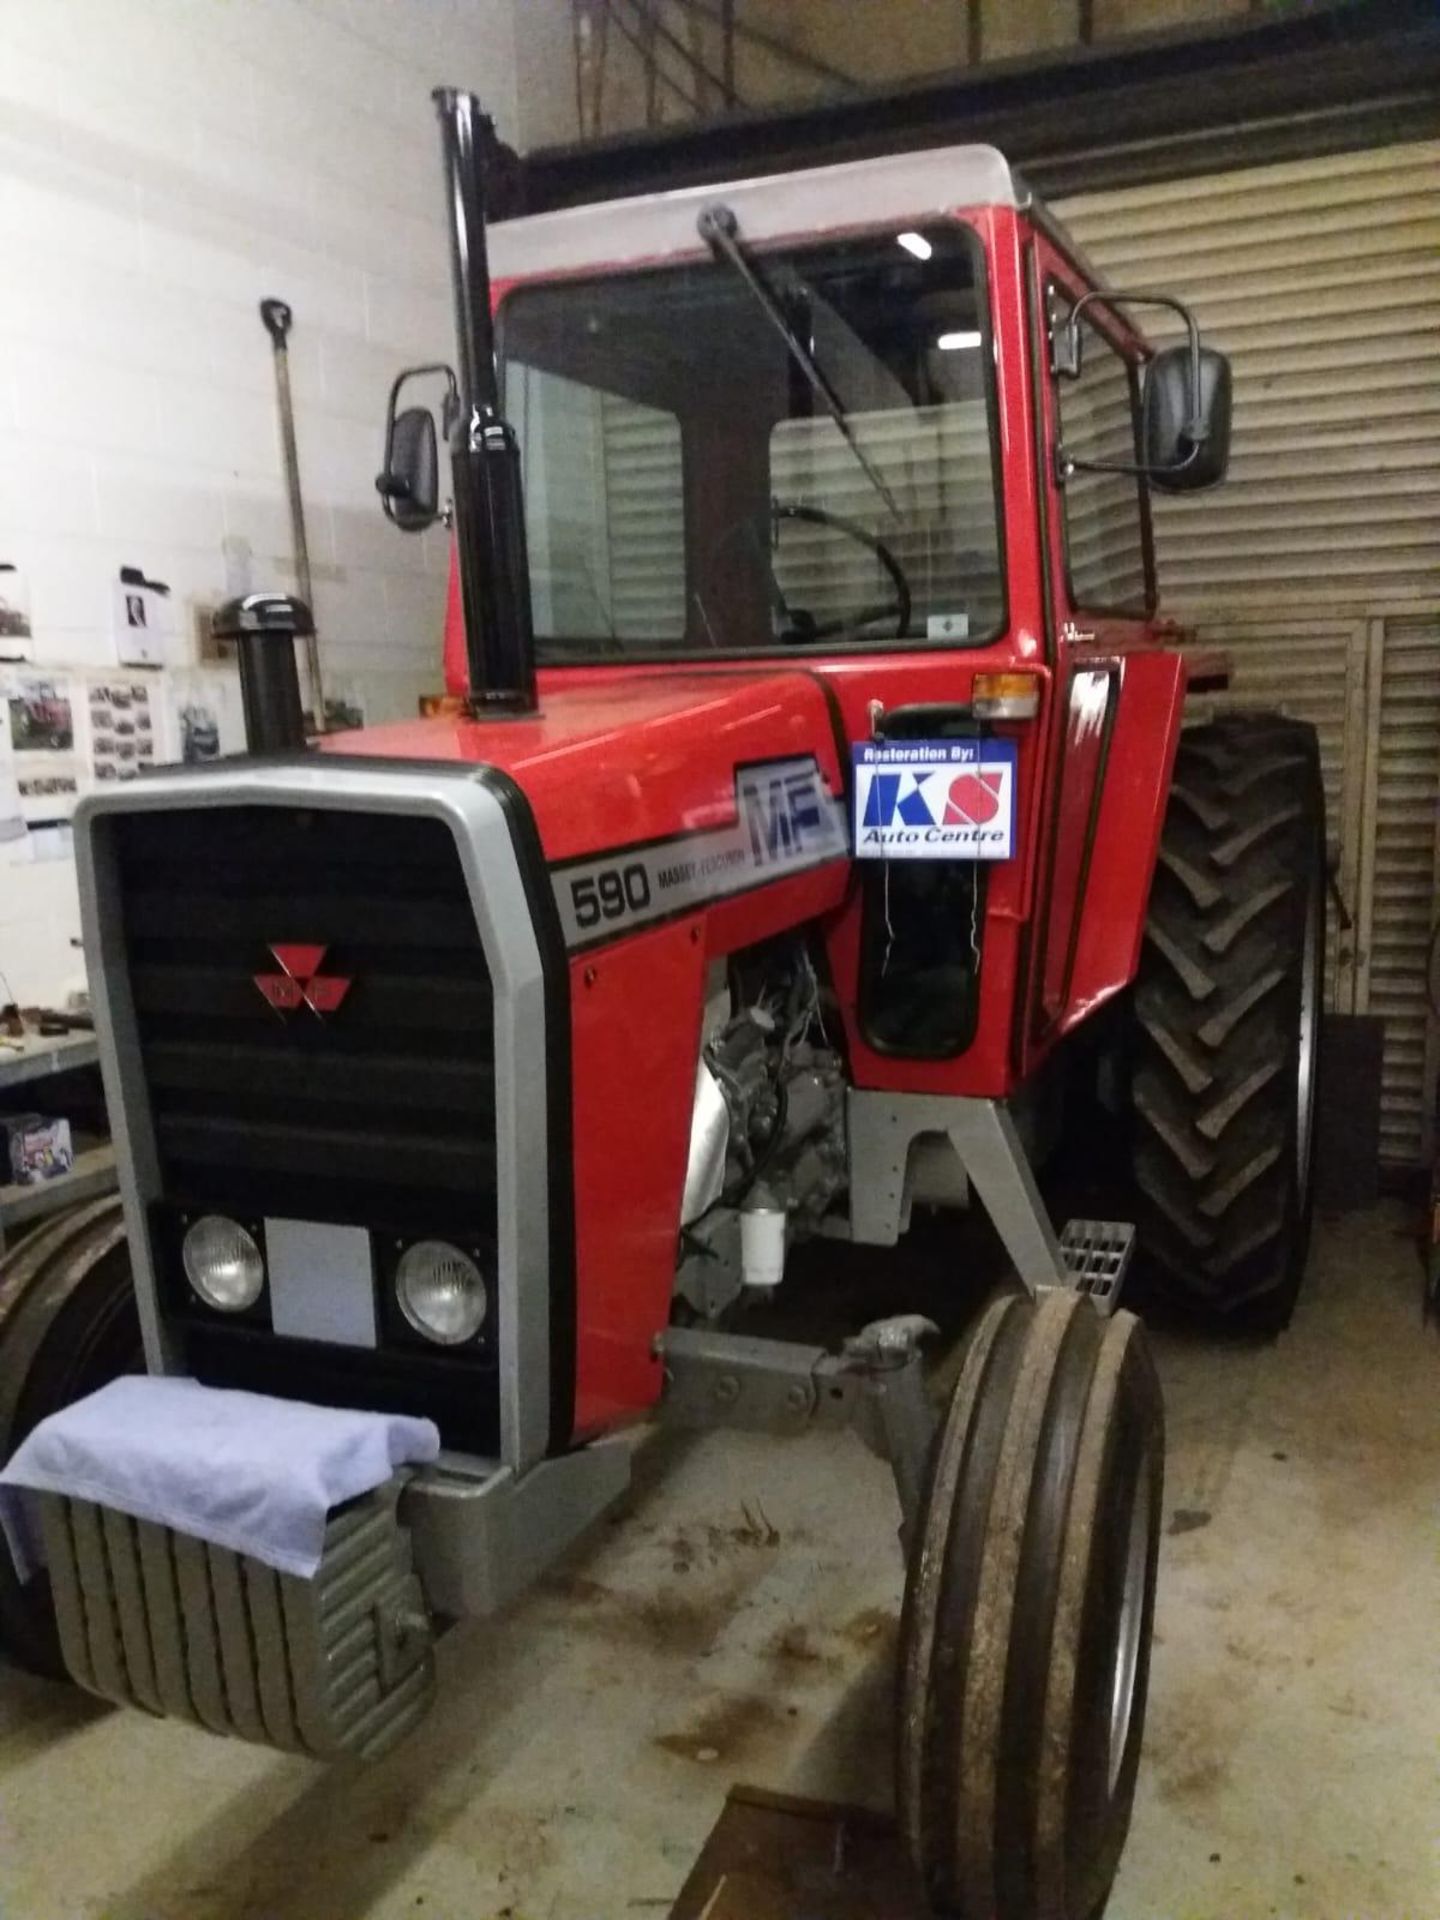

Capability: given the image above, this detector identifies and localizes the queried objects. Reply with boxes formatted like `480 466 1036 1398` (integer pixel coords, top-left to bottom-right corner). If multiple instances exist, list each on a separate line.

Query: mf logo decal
553 756 847 950
741 763 833 867
254 943 352 1017
853 738 1018 860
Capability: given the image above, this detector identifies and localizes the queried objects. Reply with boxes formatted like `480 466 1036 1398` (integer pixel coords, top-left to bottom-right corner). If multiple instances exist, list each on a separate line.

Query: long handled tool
259 297 325 728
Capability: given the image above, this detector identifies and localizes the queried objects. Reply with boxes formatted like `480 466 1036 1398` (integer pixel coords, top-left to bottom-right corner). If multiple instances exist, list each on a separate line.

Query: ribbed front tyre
1131 713 1325 1329
0 1198 140 1675
898 1290 1164 1920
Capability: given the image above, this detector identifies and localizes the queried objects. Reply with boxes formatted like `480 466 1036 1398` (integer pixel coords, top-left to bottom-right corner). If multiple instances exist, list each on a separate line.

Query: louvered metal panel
1057 142 1440 615
1363 615 1440 1166
600 391 685 635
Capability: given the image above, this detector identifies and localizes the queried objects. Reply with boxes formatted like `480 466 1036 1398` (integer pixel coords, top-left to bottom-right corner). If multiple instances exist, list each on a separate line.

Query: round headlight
182 1215 264 1312
396 1240 487 1346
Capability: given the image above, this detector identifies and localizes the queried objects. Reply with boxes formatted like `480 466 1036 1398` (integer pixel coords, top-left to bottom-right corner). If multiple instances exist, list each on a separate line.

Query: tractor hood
319 670 851 946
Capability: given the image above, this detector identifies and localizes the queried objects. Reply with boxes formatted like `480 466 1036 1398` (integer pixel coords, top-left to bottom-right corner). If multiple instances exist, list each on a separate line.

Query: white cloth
0 1375 440 1581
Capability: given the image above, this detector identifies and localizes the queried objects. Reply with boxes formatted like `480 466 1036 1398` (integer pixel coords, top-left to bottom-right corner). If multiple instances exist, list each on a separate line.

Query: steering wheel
704 500 912 645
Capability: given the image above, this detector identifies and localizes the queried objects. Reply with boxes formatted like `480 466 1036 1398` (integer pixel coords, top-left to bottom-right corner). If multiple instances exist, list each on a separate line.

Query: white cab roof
490 143 1026 281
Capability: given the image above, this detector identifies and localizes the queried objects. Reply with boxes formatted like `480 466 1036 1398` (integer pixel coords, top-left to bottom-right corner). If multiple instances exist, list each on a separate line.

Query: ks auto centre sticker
853 737 1018 861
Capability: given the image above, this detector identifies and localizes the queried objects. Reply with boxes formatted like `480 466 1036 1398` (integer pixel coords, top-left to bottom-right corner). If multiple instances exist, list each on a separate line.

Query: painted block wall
0 0 525 1006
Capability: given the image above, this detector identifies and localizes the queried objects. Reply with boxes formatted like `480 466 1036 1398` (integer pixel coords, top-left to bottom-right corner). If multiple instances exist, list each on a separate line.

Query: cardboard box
2 1112 74 1185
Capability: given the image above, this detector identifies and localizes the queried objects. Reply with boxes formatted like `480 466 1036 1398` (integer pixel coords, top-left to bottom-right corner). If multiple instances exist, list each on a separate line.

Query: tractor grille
107 804 502 1450
111 805 496 1235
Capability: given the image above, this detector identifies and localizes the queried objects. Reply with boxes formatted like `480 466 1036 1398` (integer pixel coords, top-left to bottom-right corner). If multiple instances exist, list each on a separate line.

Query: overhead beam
506 0 1440 214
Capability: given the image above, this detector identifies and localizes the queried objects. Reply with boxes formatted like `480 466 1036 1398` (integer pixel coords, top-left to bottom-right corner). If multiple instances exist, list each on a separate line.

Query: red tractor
0 88 1323 1920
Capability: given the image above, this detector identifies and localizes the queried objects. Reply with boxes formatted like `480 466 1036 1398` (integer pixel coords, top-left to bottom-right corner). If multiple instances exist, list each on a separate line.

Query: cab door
1026 231 1160 1045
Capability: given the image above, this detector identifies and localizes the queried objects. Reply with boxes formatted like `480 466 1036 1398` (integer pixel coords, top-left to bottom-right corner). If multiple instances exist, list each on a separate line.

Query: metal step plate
1057 1219 1135 1317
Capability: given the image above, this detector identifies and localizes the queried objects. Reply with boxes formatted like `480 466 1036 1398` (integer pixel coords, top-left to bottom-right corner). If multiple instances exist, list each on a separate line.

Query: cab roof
489 141 1030 281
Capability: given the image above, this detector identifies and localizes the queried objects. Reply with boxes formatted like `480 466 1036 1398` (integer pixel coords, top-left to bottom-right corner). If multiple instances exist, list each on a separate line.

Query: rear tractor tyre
897 1289 1164 1920
1131 713 1325 1330
0 1196 140 1676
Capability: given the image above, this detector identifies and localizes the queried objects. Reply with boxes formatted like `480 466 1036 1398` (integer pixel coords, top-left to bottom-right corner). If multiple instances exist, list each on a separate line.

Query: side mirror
1054 289 1232 493
1143 343 1232 492
376 364 457 533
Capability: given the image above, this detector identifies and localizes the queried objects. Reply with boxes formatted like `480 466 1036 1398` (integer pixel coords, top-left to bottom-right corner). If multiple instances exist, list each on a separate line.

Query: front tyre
0 1197 140 1676
897 1290 1164 1920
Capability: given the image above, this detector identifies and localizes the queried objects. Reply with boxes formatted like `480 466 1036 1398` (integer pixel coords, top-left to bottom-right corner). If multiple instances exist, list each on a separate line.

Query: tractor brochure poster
86 676 158 788
3 671 79 825
0 722 24 853
853 737 1018 860
163 668 245 766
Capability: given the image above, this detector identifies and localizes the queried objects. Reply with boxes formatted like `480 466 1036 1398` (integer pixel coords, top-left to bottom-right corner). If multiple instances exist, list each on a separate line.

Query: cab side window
1053 295 1151 615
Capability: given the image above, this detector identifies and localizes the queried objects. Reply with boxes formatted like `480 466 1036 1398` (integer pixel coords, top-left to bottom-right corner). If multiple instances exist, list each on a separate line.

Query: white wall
0 0 529 1006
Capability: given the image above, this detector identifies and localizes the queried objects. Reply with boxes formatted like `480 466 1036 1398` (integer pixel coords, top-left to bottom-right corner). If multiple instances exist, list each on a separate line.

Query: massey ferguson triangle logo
253 944 352 1017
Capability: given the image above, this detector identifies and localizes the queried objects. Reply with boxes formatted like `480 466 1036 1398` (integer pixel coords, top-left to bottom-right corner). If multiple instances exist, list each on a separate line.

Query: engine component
676 943 846 1319
739 1202 786 1290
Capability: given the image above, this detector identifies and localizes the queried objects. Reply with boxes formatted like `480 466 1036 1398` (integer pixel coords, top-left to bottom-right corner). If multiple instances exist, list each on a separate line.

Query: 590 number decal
568 861 652 931
550 756 849 950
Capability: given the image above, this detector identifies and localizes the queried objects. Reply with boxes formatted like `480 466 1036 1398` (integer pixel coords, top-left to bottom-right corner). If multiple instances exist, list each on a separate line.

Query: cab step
1057 1218 1135 1317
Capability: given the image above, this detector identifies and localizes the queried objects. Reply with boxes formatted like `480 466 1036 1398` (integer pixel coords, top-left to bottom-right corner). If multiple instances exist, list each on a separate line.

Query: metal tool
258 298 324 728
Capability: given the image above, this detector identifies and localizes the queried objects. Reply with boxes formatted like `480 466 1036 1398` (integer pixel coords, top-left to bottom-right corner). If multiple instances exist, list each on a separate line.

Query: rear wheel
0 1197 140 1675
1130 713 1325 1330
897 1290 1164 1920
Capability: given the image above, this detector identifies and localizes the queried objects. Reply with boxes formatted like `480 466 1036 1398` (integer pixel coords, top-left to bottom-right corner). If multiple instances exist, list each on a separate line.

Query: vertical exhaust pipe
214 593 309 755
432 88 538 717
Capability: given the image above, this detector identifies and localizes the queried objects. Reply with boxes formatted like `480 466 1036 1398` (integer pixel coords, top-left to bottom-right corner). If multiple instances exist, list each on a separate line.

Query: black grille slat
142 1040 494 1115
125 891 479 950
154 1114 494 1189
129 966 492 1031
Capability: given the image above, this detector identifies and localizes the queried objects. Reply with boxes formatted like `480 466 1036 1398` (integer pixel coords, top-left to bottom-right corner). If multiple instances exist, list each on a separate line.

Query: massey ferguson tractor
0 86 1324 1920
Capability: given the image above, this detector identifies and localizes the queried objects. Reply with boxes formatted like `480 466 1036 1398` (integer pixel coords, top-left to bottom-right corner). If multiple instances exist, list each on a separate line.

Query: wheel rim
1107 1441 1154 1795
1294 840 1322 1207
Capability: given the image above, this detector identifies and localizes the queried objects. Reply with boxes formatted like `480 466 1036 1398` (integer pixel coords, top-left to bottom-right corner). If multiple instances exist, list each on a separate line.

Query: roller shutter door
1059 143 1440 1165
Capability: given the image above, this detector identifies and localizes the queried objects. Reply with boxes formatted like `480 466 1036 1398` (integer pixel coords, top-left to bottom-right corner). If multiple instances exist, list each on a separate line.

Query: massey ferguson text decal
853 738 1018 860
552 756 847 950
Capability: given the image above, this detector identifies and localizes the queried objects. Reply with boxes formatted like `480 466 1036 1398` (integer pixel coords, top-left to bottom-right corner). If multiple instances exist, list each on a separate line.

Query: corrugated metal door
1059 142 1440 1164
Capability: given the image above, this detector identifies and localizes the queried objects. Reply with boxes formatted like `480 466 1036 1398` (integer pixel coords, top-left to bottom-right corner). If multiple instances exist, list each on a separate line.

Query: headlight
182 1215 264 1312
396 1240 487 1346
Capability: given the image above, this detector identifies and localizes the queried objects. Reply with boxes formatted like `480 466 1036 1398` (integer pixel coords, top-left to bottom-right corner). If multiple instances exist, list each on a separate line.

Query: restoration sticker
853 737 1017 861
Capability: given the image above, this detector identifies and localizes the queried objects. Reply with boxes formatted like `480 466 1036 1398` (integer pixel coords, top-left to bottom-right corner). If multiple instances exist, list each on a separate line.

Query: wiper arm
698 203 899 522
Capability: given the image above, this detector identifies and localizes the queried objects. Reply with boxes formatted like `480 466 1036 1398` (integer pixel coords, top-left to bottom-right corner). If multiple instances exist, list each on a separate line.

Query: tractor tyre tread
1132 712 1325 1329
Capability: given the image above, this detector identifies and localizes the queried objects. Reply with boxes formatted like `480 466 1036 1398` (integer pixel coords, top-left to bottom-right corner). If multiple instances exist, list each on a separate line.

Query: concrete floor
2 1201 1438 1919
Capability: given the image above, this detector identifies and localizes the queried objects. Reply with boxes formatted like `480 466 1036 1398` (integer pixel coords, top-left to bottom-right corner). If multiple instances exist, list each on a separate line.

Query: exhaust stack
432 88 537 718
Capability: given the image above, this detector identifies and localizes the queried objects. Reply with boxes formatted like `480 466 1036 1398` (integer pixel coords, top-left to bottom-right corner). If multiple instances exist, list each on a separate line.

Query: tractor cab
375 145 1229 700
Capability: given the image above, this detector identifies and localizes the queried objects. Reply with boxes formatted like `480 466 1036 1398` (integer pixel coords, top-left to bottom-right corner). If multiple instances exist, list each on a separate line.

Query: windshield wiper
698 203 899 522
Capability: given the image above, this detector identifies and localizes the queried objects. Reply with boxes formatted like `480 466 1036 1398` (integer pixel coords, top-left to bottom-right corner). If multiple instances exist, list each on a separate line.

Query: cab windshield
498 222 1003 661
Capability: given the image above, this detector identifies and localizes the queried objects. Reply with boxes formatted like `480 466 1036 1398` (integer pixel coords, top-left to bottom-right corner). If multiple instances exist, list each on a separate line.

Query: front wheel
897 1289 1163 1920
0 1197 140 1675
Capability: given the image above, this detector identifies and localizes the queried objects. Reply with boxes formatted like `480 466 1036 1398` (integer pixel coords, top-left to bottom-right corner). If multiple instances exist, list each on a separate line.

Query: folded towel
0 1375 441 1581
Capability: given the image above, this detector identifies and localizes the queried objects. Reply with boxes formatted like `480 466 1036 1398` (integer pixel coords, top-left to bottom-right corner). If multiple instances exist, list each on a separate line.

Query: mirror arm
1056 442 1202 486
1054 288 1209 480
